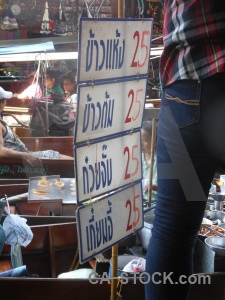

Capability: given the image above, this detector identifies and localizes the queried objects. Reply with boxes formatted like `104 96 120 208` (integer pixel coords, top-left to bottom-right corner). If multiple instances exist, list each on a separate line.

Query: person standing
141 120 157 204
0 87 41 167
0 86 65 163
0 86 13 119
145 1 225 299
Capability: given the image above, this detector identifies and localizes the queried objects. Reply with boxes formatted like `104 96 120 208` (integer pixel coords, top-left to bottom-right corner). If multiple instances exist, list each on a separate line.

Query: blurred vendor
141 120 158 204
14 72 42 99
44 69 64 95
0 86 12 99
62 75 77 111
0 87 70 166
0 87 41 167
0 86 13 118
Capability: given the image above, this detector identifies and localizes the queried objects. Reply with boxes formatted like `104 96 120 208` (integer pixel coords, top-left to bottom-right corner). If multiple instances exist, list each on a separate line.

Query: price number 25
126 193 141 231
124 145 139 180
131 30 150 68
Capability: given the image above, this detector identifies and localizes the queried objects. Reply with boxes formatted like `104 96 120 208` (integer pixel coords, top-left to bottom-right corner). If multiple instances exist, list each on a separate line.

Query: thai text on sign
77 182 143 263
75 131 142 204
75 78 148 144
78 18 153 82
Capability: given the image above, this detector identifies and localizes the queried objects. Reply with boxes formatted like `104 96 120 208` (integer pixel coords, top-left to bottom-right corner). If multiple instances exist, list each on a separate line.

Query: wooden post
131 0 135 17
118 0 124 18
111 2 123 299
111 244 118 300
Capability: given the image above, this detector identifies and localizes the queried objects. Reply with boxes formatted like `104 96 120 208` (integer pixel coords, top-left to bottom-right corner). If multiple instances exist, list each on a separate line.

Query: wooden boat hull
0 179 29 197
0 278 116 300
1 216 78 278
20 137 74 157
0 215 225 299
0 272 225 300
0 137 75 179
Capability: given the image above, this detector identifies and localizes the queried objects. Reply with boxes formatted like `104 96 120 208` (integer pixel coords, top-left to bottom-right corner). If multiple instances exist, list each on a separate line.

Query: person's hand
143 184 149 195
143 183 158 195
152 184 158 192
23 153 42 167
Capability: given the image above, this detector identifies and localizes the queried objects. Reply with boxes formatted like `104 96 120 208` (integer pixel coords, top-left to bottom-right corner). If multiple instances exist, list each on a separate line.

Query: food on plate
54 180 64 187
32 189 49 195
199 224 225 236
37 176 52 187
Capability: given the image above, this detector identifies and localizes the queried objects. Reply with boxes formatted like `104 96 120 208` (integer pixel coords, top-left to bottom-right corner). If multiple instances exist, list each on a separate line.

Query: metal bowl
205 237 225 257
204 210 225 223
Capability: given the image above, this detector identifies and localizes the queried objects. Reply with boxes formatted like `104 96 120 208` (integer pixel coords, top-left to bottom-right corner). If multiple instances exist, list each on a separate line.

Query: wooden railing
20 136 74 157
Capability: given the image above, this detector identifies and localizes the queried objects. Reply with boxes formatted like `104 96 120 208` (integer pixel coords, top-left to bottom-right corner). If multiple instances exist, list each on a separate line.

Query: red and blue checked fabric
160 0 225 88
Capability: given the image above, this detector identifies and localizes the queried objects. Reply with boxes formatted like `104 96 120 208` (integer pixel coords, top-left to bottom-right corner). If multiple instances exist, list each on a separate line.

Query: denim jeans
145 73 225 299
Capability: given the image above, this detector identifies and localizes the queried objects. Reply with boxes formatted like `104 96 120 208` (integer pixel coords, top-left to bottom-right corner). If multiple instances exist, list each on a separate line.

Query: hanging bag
3 201 33 247
54 3 67 35
2 7 18 31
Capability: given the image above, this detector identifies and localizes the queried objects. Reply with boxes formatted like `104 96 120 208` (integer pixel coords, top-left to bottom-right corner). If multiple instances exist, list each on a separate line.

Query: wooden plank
0 278 111 300
0 179 29 184
1 215 77 226
14 201 62 216
0 272 224 300
20 137 74 157
0 183 28 196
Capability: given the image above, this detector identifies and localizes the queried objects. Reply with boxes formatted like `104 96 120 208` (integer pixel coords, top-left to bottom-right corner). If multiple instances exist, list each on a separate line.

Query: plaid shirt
160 0 225 88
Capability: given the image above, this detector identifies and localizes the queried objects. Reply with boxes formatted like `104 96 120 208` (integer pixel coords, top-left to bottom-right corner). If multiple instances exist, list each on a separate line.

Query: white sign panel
75 78 147 144
77 182 143 263
78 18 153 83
75 131 142 204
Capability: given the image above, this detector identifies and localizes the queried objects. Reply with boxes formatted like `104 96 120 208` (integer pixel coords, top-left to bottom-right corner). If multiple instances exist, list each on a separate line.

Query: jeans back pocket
162 80 201 128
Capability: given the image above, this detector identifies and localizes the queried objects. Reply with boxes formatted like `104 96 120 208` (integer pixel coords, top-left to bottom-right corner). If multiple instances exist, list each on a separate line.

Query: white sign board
75 131 142 204
78 18 153 83
75 78 147 144
77 182 143 263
